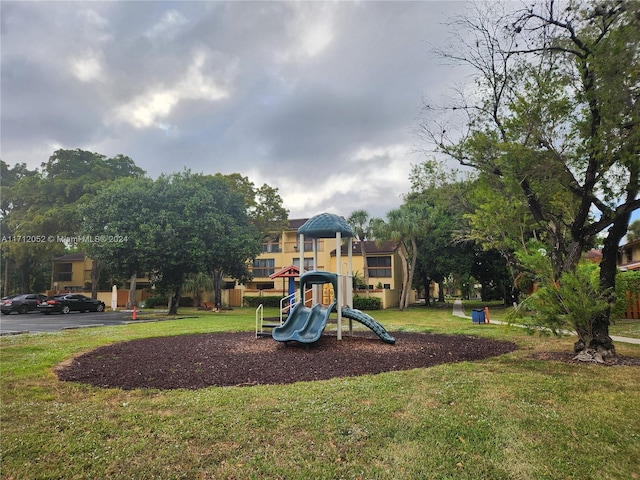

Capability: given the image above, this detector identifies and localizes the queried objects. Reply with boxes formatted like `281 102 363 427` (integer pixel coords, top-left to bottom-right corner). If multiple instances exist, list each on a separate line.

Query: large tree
372 202 432 310
421 0 639 360
213 173 289 306
627 219 640 241
347 209 373 297
407 160 476 304
0 161 57 294
461 173 543 305
81 172 264 314
79 176 155 304
1 150 145 294
215 173 289 235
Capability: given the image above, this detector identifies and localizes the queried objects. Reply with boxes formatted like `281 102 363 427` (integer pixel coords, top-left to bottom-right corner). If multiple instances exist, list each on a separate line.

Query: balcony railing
252 268 275 278
284 241 324 253
261 243 282 253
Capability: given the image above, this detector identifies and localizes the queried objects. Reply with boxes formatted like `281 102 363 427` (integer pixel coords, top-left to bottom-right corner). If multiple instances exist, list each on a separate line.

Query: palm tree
348 209 372 298
372 203 430 310
183 272 214 308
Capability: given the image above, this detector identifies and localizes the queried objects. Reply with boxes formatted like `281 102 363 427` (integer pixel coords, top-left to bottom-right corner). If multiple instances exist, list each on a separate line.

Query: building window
302 240 313 252
252 259 275 277
368 256 392 277
295 239 322 252
293 258 315 270
55 263 73 282
261 236 281 253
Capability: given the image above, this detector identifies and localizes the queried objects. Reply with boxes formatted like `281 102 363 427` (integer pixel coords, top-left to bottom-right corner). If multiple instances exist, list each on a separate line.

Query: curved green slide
341 307 396 345
272 301 336 344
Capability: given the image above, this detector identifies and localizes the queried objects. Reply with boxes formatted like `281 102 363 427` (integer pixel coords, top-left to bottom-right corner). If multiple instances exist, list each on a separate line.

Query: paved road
0 310 143 335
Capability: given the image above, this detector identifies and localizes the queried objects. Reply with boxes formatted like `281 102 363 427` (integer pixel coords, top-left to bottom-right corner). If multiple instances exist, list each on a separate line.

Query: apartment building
242 219 407 308
618 238 640 271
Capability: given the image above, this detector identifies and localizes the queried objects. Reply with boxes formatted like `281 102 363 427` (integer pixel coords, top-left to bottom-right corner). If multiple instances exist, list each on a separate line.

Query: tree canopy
2 150 288 312
420 0 640 359
0 150 145 294
81 171 263 314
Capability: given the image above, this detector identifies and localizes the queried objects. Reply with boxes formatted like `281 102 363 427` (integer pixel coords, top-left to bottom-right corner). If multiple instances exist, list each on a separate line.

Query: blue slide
341 307 396 344
272 300 337 344
271 270 395 345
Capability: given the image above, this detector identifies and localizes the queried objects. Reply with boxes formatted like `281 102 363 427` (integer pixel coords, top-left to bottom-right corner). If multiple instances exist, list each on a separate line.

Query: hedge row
353 296 382 310
244 295 382 310
144 295 194 308
243 296 283 308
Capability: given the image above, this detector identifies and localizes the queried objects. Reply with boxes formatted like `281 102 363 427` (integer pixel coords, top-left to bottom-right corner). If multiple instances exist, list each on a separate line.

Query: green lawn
2 306 639 479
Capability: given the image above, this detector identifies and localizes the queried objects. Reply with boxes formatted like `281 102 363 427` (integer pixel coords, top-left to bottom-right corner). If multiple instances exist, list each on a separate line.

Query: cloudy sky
1 0 473 219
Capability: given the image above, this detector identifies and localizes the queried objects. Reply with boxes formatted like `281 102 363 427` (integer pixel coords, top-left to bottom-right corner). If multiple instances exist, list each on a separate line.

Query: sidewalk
452 299 640 345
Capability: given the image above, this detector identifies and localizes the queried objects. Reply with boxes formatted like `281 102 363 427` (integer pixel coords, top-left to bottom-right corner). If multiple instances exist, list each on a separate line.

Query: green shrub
511 262 611 344
144 294 168 308
244 296 284 308
613 270 640 319
143 295 194 308
245 295 382 310
179 296 194 307
353 295 381 310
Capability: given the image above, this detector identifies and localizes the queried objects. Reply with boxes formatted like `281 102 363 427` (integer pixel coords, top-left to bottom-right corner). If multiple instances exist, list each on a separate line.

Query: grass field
1 304 639 479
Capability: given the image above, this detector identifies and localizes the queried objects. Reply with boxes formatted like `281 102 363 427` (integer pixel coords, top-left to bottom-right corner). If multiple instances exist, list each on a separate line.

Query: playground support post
336 230 342 340
298 232 305 303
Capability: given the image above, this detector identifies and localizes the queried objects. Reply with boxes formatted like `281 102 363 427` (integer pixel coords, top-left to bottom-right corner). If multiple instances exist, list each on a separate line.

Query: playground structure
264 212 395 345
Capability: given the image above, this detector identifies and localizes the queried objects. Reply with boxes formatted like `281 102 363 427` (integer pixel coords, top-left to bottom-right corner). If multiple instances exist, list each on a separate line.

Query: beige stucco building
240 218 419 309
49 218 431 309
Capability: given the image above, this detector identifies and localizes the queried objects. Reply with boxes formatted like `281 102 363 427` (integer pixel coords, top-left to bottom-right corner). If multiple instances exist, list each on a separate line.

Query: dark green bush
613 270 640 319
143 294 168 308
244 296 284 308
245 295 382 310
143 294 193 308
353 296 381 310
179 296 194 307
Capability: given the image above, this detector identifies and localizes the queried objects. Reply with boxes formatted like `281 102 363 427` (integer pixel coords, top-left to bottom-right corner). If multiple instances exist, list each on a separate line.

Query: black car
1 293 48 315
37 294 106 314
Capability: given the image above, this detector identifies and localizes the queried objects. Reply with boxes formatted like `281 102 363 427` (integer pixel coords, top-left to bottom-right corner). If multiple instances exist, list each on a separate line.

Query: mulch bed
55 331 519 390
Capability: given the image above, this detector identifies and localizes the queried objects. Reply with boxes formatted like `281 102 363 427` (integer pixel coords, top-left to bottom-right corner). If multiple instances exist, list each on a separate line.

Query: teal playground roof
298 213 354 238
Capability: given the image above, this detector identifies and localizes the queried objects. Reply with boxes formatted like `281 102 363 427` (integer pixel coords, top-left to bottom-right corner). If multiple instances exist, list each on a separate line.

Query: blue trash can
472 309 485 324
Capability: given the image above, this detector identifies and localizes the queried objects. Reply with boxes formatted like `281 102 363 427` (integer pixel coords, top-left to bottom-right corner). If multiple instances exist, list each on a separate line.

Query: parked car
1 293 48 315
37 294 106 314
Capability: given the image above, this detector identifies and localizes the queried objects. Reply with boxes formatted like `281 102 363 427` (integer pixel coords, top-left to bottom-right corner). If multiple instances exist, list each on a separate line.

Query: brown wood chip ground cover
56 332 519 390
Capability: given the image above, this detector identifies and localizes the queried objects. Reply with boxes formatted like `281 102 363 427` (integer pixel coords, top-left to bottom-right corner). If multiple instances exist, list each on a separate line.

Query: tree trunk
3 257 9 297
438 280 445 303
91 259 100 299
396 244 410 310
573 213 630 362
360 241 370 298
404 238 418 309
193 290 201 308
19 261 33 293
168 285 182 315
128 273 137 308
425 286 431 307
421 274 431 306
212 268 224 309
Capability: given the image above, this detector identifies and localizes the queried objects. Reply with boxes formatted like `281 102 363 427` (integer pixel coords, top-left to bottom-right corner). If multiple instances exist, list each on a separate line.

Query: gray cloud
1 0 470 218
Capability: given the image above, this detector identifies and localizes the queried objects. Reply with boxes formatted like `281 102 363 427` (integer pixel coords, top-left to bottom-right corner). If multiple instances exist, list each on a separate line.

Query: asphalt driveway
0 310 146 335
